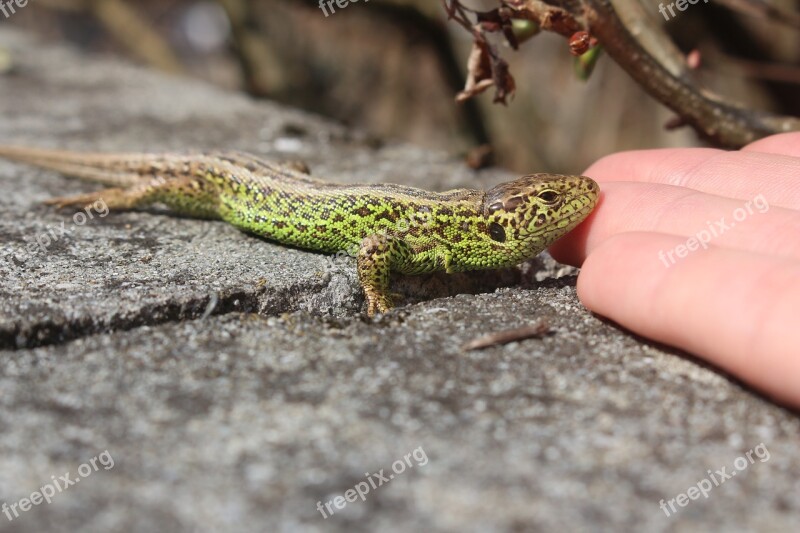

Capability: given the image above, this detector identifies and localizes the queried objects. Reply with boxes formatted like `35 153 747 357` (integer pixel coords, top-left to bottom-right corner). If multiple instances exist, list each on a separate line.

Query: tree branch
583 0 800 147
447 0 800 148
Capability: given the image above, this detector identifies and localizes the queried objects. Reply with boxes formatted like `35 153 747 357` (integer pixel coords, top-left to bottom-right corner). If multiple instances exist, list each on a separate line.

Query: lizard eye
488 222 506 242
487 201 504 213
538 190 559 204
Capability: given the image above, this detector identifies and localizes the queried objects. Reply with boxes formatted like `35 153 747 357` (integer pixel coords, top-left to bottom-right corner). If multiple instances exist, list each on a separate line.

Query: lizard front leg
356 234 413 316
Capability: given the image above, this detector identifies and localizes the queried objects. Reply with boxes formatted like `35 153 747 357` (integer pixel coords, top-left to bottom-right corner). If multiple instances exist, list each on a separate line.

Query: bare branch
445 0 800 148
87 0 185 75
582 0 800 147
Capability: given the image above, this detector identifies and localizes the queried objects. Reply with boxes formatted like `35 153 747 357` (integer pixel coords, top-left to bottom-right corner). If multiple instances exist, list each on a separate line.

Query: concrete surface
0 29 798 533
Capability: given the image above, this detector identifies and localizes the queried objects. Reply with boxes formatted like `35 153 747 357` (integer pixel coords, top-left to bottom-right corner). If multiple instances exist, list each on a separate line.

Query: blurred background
4 0 800 174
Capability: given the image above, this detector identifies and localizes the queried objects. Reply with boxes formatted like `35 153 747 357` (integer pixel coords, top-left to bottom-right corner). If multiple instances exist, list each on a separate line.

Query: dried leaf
456 41 516 105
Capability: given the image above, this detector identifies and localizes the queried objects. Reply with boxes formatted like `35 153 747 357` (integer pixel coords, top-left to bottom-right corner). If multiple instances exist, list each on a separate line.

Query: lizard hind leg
43 184 155 211
43 177 221 219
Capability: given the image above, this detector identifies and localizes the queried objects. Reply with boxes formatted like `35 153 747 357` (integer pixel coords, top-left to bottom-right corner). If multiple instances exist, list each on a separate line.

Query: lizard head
477 173 599 266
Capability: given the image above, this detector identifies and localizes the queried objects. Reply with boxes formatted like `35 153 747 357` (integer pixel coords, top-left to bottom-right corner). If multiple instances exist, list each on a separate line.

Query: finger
584 148 800 209
743 132 800 157
577 232 800 408
550 181 800 265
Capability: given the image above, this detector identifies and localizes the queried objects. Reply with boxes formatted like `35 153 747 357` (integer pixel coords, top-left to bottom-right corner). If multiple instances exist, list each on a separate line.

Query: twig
722 56 800 85
215 0 288 97
347 0 493 147
462 321 551 351
87 0 185 74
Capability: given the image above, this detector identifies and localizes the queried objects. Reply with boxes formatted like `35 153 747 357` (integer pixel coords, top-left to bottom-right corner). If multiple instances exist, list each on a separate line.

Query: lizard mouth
518 190 598 241
554 191 599 232
567 191 599 220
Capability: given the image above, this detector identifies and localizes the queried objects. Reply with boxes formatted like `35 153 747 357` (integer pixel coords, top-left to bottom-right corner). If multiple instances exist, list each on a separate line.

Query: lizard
0 145 599 316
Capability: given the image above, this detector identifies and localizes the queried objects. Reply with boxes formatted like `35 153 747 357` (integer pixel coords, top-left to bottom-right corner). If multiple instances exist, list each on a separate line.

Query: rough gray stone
0 28 798 533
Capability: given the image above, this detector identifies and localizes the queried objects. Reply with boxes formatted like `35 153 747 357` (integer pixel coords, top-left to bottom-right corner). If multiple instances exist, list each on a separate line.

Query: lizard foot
365 292 393 317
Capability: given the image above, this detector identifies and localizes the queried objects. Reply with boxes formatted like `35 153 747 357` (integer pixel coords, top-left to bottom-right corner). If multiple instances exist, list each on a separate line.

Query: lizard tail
0 145 169 187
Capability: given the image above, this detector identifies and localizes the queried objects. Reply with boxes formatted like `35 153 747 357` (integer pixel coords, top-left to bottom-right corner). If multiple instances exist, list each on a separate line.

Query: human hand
549 133 800 408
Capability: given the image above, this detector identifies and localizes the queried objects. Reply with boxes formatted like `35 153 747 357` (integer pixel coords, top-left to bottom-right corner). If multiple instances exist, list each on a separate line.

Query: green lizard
0 145 599 315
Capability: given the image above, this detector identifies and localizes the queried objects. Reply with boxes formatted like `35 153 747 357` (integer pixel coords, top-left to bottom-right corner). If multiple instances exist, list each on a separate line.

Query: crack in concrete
0 281 333 350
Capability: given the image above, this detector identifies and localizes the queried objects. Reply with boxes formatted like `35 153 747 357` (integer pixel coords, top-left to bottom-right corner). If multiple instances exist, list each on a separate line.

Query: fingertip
548 229 587 266
582 150 648 182
572 232 800 407
743 132 800 157
574 232 657 312
548 207 600 267
583 148 721 184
